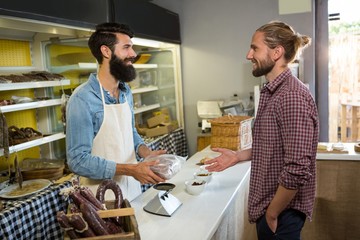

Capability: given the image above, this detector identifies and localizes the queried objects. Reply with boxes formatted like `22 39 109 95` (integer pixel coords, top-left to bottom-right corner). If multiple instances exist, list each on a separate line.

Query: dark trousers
256 208 306 240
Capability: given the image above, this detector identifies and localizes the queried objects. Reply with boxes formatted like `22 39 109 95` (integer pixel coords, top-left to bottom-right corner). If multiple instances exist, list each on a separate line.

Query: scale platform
143 183 182 217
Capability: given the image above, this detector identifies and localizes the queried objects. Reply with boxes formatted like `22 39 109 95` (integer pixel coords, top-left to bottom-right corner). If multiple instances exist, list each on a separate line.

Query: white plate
0 179 52 199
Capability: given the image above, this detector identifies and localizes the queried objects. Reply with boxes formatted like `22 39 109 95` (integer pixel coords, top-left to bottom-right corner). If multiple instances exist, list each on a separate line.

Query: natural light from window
328 0 360 142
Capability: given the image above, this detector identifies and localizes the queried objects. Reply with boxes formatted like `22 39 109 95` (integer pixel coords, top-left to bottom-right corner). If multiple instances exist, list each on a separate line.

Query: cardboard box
146 125 172 138
145 121 179 138
147 114 168 128
153 108 170 117
137 120 179 138
152 108 171 122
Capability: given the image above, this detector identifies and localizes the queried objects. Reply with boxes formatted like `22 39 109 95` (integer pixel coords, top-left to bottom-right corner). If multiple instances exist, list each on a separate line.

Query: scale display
143 183 182 217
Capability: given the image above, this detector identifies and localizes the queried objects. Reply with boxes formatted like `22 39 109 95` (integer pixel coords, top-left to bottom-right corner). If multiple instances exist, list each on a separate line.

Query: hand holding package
144 154 187 180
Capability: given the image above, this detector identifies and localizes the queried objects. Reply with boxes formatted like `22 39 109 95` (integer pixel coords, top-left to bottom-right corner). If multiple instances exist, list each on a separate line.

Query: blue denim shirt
66 73 145 179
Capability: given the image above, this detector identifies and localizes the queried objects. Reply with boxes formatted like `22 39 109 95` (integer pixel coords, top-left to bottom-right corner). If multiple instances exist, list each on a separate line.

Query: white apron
80 80 142 202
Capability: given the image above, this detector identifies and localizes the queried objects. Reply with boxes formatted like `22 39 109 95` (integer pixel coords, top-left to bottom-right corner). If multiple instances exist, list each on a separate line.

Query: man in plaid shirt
205 21 319 240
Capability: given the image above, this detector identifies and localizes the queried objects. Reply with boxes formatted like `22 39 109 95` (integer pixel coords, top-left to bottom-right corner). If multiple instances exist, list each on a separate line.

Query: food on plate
199 157 212 165
316 142 348 153
317 143 328 151
7 181 49 196
197 173 211 177
185 180 206 195
355 143 360 153
332 142 345 151
194 167 213 183
192 181 205 186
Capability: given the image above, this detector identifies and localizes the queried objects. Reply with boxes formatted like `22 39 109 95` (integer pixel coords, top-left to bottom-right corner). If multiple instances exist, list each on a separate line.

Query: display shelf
134 64 158 69
158 64 174 68
0 79 70 91
0 132 66 157
160 99 176 107
50 62 158 74
131 86 159 94
43 40 183 131
50 63 97 74
0 66 37 72
134 103 160 114
158 84 175 90
0 99 62 113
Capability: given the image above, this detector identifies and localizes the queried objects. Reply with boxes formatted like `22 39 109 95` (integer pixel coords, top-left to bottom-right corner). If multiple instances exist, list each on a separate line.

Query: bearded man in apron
66 22 166 201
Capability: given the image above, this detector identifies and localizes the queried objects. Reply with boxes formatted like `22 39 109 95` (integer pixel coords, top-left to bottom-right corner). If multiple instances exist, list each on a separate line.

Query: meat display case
42 34 184 135
0 14 185 171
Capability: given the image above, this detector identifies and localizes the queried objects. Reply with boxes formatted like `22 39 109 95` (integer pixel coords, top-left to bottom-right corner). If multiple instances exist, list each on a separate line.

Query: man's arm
137 144 167 159
265 185 298 232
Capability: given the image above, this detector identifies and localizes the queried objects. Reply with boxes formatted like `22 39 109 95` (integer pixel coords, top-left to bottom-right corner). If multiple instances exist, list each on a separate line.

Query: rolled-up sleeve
277 91 317 189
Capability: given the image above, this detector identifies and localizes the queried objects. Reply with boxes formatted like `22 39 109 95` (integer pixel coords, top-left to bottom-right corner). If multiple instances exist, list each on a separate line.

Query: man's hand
147 149 166 158
132 161 165 184
204 148 239 172
138 144 166 159
205 147 252 172
265 211 278 233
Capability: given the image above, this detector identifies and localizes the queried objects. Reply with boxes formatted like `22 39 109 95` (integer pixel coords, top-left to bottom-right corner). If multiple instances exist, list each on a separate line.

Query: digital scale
143 183 182 217
197 101 222 133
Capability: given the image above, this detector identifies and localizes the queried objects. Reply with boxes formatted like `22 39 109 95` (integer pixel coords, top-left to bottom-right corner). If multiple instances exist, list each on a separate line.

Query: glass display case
0 15 184 173
42 36 184 138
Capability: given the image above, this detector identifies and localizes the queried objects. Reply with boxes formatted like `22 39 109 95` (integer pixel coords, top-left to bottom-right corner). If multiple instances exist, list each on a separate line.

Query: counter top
316 142 360 160
131 147 251 240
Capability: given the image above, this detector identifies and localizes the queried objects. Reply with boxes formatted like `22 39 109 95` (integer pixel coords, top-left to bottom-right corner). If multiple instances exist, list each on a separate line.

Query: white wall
153 0 315 156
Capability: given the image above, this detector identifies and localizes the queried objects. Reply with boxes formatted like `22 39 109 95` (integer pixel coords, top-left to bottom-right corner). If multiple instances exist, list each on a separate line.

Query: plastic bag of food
144 154 187 180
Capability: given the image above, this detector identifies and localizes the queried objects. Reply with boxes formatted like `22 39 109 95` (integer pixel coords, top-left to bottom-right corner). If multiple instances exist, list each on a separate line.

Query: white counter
316 142 360 160
131 147 253 240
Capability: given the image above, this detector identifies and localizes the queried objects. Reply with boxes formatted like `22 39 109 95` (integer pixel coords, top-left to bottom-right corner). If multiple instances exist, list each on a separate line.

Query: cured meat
69 190 101 211
56 211 79 239
80 186 105 210
0 113 9 159
68 213 96 237
80 203 110 236
96 179 123 209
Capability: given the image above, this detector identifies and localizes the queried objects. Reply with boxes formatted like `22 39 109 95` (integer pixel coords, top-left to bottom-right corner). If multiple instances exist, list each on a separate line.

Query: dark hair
88 22 134 64
256 21 311 63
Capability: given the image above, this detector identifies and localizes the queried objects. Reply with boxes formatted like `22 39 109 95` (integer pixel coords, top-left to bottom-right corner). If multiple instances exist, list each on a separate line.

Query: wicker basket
209 115 253 151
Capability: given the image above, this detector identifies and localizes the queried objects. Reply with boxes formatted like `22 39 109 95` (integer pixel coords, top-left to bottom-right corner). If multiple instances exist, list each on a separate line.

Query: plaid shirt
248 69 319 223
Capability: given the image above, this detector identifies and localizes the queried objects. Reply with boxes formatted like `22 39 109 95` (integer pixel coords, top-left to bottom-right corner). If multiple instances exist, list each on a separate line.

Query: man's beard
109 54 137 82
252 57 275 77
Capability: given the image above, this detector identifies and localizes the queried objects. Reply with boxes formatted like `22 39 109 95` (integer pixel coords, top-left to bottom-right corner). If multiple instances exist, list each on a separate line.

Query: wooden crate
67 199 140 240
209 115 253 151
